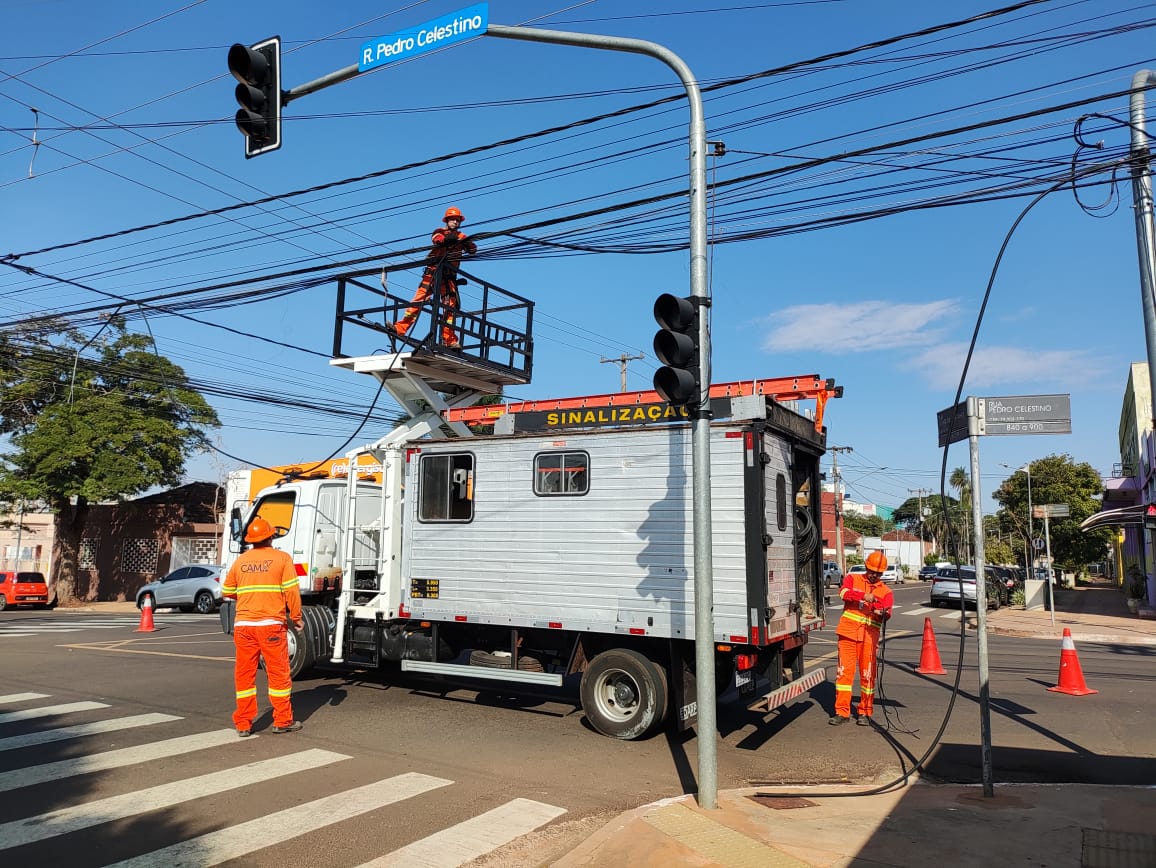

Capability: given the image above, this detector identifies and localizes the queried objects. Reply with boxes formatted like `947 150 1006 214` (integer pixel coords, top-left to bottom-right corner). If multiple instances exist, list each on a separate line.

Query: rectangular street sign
359 3 488 72
981 394 1071 436
1033 504 1070 518
937 400 969 447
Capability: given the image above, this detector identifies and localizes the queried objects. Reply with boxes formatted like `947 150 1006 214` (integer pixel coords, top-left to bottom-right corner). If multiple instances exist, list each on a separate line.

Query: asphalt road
0 591 1152 866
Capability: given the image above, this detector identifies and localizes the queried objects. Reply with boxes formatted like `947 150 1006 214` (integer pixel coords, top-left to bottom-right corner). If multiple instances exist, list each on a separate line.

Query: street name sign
1033 504 1070 518
359 3 488 72
980 394 1071 436
937 400 969 447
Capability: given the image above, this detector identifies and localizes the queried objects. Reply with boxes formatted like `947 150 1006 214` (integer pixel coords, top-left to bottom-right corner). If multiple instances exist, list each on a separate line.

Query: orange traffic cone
1047 628 1097 696
915 617 946 675
135 595 156 633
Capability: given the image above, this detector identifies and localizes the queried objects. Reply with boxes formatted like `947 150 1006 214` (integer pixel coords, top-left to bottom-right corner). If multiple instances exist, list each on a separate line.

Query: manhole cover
747 795 818 810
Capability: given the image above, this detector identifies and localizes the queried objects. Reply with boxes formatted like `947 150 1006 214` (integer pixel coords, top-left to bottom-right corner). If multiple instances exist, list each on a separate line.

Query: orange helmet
443 206 464 223
865 550 888 574
244 517 275 543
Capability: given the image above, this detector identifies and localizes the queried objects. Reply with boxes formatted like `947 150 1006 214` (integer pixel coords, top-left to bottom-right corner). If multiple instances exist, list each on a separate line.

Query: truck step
401 659 562 686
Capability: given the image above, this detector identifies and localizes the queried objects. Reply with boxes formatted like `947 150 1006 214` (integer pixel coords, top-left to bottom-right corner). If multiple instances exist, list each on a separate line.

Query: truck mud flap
746 666 826 714
302 605 335 663
219 599 235 636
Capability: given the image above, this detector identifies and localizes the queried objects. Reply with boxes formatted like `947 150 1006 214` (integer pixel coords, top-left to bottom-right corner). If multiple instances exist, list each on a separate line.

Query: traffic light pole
485 23 717 810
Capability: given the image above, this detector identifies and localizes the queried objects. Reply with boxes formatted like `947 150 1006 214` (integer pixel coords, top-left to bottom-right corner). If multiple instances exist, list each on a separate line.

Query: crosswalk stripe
942 610 963 620
0 713 181 752
0 729 240 793
362 798 568 868
0 693 49 705
106 772 453 867
0 747 350 851
0 631 80 637
0 701 108 724
905 607 937 617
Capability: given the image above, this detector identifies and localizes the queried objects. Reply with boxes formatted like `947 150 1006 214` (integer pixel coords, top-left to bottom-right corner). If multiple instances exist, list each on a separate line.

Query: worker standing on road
391 206 477 348
222 517 304 737
830 549 893 726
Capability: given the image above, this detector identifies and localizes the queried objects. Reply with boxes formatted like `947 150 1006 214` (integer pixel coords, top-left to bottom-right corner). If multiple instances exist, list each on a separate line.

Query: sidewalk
554 579 1156 868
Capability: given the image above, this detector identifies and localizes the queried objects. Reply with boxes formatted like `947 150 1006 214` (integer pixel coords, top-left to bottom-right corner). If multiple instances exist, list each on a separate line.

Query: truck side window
419 453 475 521
253 491 295 534
534 451 589 496
776 473 787 531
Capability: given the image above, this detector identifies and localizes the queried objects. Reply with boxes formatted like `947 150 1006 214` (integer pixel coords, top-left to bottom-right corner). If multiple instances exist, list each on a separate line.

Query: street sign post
359 3 489 72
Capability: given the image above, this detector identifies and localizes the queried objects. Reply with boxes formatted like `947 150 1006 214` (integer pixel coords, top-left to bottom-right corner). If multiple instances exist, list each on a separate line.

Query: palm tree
949 467 971 561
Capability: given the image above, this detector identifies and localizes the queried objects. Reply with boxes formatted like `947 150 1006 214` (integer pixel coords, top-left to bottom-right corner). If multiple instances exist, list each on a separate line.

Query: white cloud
761 299 958 353
908 342 1110 390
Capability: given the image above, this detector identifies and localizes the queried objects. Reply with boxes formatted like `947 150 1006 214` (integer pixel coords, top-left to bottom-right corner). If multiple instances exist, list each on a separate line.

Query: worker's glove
442 230 459 243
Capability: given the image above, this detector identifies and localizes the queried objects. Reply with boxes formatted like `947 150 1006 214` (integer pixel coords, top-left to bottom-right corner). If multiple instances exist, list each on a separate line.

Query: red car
0 571 51 610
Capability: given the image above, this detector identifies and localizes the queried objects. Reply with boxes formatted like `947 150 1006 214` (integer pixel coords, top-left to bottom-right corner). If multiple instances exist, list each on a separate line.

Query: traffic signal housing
1145 504 1156 531
652 293 702 409
227 36 282 158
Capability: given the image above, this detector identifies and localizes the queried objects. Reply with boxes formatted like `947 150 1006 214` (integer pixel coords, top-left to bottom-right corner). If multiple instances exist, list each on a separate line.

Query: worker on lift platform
390 206 477 348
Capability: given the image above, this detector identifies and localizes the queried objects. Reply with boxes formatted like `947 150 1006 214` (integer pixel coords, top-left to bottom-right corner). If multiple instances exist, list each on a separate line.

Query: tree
895 492 960 556
0 319 219 604
991 454 1112 571
842 511 888 537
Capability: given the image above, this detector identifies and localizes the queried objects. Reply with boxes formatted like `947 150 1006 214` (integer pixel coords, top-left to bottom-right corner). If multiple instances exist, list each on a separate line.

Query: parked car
918 565 939 581
135 564 225 614
990 565 1021 593
0 571 51 610
930 566 1004 609
846 562 903 584
823 561 843 588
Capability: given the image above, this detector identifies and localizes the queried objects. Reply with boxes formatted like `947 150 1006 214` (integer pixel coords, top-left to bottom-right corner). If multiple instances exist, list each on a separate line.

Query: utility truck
221 265 840 739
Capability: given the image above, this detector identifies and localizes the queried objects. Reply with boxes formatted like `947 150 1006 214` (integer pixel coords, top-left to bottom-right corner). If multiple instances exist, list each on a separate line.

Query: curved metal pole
486 23 717 809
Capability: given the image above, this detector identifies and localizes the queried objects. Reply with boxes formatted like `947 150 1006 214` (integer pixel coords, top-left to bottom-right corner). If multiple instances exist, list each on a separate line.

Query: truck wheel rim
592 669 640 723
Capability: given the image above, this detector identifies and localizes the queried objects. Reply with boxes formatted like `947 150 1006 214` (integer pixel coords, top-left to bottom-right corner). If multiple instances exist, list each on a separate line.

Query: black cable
756 155 1117 801
1 0 1059 264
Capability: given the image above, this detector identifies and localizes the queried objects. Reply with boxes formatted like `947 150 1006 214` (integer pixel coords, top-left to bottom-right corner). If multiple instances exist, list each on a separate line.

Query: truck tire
287 620 315 679
580 648 669 740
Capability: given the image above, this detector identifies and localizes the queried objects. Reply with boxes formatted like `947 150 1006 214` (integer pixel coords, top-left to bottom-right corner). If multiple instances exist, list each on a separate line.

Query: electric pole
600 352 645 392
829 447 853 573
909 488 931 565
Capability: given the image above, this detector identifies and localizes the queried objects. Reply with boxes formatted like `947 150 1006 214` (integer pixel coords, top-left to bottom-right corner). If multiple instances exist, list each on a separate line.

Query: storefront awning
1080 503 1149 531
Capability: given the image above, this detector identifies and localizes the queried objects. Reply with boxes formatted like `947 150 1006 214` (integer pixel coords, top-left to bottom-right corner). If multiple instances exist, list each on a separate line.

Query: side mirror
274 526 290 540
229 507 243 543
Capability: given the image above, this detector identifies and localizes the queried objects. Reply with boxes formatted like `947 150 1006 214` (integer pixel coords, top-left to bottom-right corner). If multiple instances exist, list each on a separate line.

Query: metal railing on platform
332 261 533 385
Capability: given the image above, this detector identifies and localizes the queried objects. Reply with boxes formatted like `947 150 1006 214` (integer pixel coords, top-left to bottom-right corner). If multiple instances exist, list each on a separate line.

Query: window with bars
79 539 97 570
121 538 160 574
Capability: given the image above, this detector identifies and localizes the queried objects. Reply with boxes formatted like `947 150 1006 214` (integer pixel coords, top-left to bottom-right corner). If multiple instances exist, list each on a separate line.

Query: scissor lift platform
331 263 533 394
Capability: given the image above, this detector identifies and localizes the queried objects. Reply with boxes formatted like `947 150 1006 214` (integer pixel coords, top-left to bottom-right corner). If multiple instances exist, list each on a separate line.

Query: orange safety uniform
834 572 893 719
222 546 303 731
394 225 477 346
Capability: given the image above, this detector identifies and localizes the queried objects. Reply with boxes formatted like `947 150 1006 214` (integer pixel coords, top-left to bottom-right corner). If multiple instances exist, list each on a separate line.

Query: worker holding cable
390 206 476 348
830 549 894 727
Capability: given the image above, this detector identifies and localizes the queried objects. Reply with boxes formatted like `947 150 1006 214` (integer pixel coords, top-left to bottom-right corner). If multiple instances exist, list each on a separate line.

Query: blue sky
2 0 1154 513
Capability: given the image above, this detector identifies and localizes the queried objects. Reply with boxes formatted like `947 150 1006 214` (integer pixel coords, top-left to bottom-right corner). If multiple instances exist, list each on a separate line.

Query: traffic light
227 36 282 158
652 293 701 408
1145 504 1156 531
